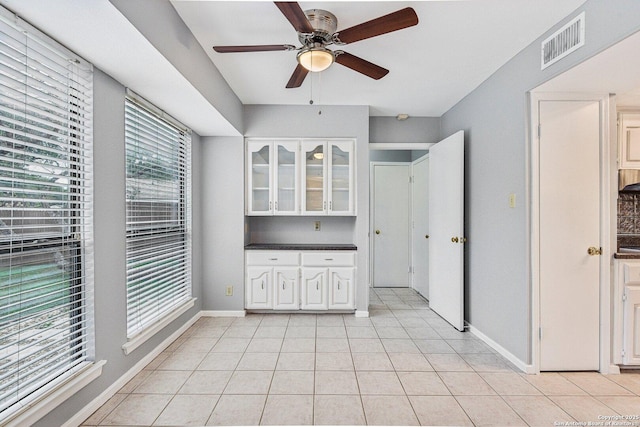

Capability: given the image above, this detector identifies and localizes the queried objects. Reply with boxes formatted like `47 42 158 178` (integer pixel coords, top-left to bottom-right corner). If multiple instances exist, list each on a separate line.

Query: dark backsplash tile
618 192 640 248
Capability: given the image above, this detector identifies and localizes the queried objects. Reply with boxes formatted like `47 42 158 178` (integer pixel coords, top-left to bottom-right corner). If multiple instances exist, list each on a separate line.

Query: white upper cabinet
301 139 355 216
619 112 640 169
247 138 355 216
329 140 355 215
247 140 300 215
302 140 326 215
274 141 300 215
247 140 272 215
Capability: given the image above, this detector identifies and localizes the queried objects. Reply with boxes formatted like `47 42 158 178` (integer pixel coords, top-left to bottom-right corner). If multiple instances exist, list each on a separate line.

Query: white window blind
0 9 94 421
125 96 191 338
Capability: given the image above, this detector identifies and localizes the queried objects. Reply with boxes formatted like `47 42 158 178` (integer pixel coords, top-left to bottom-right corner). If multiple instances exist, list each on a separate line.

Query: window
0 9 94 422
125 95 192 341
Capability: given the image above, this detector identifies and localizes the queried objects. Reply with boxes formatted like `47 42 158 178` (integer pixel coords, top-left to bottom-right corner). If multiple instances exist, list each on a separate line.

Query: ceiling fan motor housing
298 9 338 45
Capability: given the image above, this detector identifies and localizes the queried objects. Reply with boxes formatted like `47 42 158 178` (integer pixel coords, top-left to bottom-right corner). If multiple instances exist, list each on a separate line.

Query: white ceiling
171 0 588 117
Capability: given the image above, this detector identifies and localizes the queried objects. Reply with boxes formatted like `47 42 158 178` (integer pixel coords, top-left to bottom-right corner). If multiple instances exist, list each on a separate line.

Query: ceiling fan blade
335 7 418 44
286 64 309 88
274 2 314 33
213 44 295 53
335 51 389 80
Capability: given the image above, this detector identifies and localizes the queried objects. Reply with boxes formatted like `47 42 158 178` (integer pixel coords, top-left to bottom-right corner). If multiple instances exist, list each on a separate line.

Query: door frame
528 92 616 374
369 161 412 288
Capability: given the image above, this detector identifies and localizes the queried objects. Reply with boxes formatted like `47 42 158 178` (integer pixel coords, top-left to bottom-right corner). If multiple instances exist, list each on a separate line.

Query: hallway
82 288 640 426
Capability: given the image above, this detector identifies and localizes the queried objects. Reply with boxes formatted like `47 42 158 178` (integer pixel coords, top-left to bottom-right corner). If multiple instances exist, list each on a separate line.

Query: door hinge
409 175 413 183
537 124 541 138
538 327 542 340
622 349 626 358
623 292 627 302
408 266 413 273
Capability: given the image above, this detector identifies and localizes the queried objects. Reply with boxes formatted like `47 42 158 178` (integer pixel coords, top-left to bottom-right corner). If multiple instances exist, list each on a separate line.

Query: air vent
541 12 585 70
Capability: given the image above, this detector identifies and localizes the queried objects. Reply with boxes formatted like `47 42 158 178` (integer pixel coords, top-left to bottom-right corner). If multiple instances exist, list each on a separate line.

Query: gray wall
440 0 640 363
33 68 204 426
201 136 246 311
369 116 440 144
243 104 370 311
370 150 413 162
248 217 356 244
369 116 439 162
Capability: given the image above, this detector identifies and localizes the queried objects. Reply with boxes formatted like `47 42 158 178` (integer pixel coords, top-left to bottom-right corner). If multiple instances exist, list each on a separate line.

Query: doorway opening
368 144 431 297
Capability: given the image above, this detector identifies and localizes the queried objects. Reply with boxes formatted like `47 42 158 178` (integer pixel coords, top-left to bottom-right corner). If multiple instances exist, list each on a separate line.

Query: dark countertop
245 243 357 251
616 236 640 259
614 252 640 259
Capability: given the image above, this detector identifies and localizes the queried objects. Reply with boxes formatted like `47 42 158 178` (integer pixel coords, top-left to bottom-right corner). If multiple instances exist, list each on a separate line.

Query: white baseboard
467 324 534 374
355 310 370 318
200 310 246 317
62 311 202 427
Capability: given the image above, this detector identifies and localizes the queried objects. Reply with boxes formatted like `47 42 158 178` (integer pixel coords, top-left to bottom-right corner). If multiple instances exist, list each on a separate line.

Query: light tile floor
82 288 640 426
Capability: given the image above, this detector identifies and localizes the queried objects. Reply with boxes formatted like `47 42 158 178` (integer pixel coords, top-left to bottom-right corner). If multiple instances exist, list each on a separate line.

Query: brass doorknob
587 246 602 256
375 230 381 235
451 237 459 243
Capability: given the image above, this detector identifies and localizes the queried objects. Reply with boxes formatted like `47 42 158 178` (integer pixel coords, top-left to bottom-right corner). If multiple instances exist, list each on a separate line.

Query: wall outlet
314 221 321 231
225 286 233 296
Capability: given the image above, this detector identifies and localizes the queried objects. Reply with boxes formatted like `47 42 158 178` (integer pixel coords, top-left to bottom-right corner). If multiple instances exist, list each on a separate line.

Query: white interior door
372 163 410 287
429 131 464 331
412 154 429 298
538 100 601 371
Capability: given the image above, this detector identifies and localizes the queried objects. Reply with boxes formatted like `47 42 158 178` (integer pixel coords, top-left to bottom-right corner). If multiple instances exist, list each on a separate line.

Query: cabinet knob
451 237 459 243
375 229 381 235
425 234 429 239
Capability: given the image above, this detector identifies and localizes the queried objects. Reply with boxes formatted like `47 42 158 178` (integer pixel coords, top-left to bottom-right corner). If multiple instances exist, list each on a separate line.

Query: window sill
3 360 106 427
122 298 196 355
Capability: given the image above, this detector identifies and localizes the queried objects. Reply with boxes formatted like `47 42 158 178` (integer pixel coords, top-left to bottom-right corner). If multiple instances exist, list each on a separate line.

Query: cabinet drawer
246 251 299 266
302 252 355 266
624 263 640 285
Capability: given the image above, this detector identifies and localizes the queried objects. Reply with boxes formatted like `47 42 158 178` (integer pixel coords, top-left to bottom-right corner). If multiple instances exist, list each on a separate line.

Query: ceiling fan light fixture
297 47 334 72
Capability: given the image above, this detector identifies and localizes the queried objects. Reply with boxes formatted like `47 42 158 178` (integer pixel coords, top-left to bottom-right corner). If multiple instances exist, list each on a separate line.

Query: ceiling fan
212 2 419 88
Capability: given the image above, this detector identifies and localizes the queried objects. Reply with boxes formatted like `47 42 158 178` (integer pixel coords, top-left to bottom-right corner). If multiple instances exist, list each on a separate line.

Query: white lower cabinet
329 267 355 309
623 285 640 365
246 267 272 309
613 260 640 365
274 268 300 310
246 250 355 311
301 268 328 310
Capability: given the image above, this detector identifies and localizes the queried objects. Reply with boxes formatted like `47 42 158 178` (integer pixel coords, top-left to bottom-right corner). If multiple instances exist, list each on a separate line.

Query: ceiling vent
541 12 585 70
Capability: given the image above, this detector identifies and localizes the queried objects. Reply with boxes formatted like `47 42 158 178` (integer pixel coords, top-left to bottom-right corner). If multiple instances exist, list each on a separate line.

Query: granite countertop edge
614 252 640 259
245 243 357 251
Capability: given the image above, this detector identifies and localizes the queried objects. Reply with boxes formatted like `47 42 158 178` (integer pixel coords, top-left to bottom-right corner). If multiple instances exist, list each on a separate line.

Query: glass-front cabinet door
328 141 354 215
302 140 326 215
247 138 354 216
274 141 299 215
247 141 272 215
